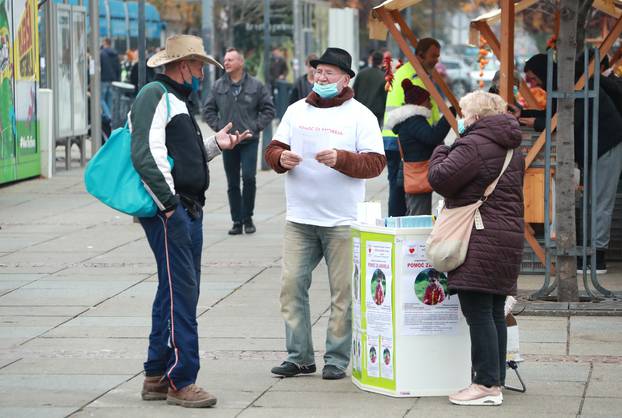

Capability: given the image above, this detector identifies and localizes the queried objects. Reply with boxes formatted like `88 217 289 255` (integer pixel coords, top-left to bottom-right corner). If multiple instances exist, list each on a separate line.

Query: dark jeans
386 150 406 217
140 207 203 391
222 140 258 224
458 290 507 387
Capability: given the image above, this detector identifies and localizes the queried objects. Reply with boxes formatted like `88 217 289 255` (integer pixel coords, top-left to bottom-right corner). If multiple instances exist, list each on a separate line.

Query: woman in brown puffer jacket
428 91 524 406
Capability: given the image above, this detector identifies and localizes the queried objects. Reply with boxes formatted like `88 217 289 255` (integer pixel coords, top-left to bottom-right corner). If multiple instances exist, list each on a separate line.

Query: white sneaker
449 384 503 406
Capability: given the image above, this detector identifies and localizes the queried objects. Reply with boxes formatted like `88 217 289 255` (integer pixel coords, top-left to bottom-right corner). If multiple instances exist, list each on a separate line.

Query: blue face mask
513 85 519 97
312 82 339 99
457 118 466 135
184 76 201 93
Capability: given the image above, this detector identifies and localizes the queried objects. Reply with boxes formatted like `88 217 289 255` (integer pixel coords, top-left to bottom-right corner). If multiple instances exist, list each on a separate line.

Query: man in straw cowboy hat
131 34 251 408
265 47 386 380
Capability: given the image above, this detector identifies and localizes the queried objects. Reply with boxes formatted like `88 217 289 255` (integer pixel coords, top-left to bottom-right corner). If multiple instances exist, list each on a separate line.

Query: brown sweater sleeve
264 140 290 173
333 151 387 179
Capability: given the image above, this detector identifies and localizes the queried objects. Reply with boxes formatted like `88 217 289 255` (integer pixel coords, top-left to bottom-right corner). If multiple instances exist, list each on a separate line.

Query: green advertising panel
0 0 39 184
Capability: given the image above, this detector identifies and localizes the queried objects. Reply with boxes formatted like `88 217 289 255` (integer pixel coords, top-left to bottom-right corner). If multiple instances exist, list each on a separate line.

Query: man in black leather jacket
203 48 276 235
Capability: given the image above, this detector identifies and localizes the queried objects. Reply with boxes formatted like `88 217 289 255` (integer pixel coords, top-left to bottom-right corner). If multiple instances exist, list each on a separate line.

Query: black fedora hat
310 47 355 77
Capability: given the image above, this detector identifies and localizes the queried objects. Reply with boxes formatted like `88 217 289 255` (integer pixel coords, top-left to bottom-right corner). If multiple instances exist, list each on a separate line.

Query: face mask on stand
312 82 339 99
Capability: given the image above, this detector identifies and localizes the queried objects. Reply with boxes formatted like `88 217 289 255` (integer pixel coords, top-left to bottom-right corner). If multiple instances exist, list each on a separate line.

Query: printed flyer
365 241 393 338
352 237 361 329
399 240 460 336
366 334 379 378
380 337 393 380
352 329 362 373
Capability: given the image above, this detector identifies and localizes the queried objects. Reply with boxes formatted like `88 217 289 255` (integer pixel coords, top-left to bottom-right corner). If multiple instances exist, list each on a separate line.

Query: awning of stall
369 0 425 40
469 0 621 46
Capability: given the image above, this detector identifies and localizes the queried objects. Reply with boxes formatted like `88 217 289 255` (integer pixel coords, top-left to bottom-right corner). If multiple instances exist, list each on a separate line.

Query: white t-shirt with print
274 98 385 227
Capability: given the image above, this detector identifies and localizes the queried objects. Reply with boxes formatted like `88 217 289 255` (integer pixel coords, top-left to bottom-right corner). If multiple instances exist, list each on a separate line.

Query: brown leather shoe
167 384 217 408
141 375 168 401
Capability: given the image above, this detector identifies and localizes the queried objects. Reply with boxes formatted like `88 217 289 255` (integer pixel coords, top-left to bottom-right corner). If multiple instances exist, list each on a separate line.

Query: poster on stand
352 237 361 329
366 334 379 378
380 337 393 380
399 240 460 336
365 241 393 338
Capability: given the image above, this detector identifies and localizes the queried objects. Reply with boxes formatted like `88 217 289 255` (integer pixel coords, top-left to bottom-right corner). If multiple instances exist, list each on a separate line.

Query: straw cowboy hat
147 34 222 69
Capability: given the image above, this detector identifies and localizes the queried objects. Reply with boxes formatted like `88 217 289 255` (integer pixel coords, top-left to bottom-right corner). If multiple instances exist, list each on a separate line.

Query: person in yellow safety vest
382 38 441 217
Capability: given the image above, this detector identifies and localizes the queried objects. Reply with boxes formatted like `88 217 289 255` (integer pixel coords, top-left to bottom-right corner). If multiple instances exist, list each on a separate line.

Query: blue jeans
222 140 258 223
386 149 406 217
280 221 352 370
140 206 203 391
101 81 113 119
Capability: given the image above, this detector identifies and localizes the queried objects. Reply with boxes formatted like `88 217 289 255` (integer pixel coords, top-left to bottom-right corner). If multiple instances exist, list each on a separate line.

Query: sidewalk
0 133 621 418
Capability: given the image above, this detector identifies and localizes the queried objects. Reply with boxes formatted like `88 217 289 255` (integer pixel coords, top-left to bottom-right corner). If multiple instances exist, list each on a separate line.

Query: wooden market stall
369 0 622 272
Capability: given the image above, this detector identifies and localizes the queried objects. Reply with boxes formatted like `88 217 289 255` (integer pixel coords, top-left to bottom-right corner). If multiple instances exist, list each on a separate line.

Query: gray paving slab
0 358 141 375
0 374 133 407
585 363 622 398
0 305 87 317
514 362 591 382
0 407 76 418
407 393 582 416
579 397 622 417
72 406 242 418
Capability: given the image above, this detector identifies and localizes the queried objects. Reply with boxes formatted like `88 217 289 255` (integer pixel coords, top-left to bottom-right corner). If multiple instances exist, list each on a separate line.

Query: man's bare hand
215 122 252 150
164 209 175 218
316 149 338 168
519 117 535 128
280 150 303 170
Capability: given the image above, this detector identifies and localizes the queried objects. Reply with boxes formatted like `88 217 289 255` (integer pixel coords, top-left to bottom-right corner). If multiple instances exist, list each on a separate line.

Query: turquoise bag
84 82 171 217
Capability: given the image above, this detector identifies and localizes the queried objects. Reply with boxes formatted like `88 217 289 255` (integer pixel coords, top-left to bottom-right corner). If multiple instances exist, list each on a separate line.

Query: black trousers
457 290 507 387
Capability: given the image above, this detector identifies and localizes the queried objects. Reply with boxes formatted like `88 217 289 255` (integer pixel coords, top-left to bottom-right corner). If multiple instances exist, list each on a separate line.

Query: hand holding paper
316 149 338 168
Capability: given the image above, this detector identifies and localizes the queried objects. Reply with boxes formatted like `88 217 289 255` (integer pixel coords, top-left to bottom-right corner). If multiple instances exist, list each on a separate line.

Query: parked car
440 56 473 98
469 55 501 91
445 44 480 66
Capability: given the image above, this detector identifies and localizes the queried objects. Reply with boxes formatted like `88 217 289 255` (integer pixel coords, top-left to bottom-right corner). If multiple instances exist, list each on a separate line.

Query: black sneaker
322 365 346 380
596 250 607 274
244 219 256 234
271 361 316 377
228 223 243 235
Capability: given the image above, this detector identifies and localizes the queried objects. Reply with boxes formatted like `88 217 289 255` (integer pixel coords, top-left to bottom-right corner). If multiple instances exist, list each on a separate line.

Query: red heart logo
409 248 415 254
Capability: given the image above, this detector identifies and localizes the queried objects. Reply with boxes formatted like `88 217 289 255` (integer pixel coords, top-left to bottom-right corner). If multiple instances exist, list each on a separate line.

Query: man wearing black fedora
265 47 386 380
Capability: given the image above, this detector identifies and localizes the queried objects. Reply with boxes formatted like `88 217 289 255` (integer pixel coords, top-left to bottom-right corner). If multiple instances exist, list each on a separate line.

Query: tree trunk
576 0 594 54
556 0 580 302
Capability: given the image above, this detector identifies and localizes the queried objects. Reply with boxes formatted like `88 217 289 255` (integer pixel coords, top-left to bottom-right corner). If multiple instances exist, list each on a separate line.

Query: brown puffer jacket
428 113 524 296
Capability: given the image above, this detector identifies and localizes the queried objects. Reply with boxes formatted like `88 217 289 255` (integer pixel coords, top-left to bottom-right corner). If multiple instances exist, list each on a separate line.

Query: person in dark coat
100 38 121 119
517 53 622 273
384 78 452 215
288 53 317 105
428 91 524 406
353 51 388 127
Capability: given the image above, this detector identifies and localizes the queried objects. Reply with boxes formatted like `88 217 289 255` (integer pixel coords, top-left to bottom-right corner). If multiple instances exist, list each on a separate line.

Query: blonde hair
459 91 507 126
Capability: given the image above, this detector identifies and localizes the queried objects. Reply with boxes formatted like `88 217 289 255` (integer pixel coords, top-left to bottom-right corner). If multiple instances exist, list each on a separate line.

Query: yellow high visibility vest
381 62 440 139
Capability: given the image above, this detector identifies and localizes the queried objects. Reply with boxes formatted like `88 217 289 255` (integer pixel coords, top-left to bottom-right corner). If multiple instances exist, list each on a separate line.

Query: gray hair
459 91 507 126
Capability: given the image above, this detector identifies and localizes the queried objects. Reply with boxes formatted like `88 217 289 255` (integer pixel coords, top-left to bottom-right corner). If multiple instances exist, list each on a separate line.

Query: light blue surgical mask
312 82 339 99
513 85 519 97
457 118 466 135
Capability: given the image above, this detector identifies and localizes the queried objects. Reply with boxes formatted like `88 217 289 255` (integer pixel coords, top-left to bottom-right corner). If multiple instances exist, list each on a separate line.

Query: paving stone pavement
1 130 622 418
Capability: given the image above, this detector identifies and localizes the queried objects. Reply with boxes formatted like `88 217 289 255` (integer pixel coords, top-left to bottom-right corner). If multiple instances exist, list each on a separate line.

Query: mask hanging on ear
456 118 466 135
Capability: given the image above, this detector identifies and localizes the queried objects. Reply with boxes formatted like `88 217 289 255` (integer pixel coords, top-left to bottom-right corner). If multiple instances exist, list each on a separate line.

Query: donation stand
351 221 472 397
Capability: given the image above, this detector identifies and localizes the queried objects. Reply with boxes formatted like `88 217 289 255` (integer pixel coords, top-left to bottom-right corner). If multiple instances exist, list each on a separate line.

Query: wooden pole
499 0 515 104
390 10 462 116
376 7 458 131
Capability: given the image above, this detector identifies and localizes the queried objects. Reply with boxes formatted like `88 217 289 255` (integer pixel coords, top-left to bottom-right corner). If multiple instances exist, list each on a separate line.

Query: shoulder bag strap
483 149 513 198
